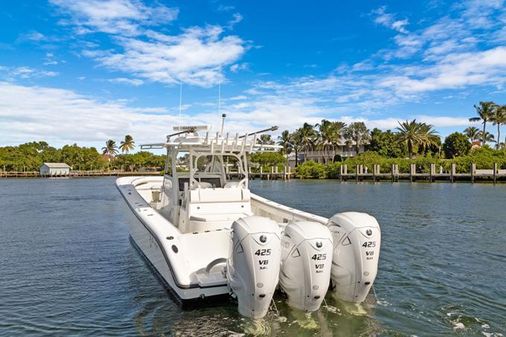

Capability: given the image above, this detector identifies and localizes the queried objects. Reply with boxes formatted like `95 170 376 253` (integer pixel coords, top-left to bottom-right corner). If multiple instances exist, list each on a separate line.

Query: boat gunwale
116 177 229 292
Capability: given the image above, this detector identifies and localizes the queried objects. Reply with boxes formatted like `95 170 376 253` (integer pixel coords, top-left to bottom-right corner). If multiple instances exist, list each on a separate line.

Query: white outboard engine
227 216 281 319
327 212 381 303
279 221 333 312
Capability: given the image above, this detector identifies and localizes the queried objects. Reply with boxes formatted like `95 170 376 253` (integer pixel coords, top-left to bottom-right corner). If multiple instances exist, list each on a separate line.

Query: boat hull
117 177 230 301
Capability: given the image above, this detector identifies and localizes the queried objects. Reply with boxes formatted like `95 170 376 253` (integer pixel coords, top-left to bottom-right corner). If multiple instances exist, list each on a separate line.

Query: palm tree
277 130 293 155
290 123 316 164
396 119 439 159
418 123 440 155
315 120 346 162
344 122 370 155
119 135 135 153
315 120 332 163
298 123 317 153
329 122 346 151
477 131 495 143
258 134 275 145
491 105 505 149
463 126 480 142
290 129 303 166
469 101 496 145
102 139 118 158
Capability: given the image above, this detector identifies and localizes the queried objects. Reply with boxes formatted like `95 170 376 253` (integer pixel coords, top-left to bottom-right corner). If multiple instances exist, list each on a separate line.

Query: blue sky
0 0 505 148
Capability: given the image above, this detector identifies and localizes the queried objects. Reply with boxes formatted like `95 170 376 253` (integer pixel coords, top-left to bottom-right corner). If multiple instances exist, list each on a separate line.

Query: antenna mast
219 82 226 136
179 82 183 128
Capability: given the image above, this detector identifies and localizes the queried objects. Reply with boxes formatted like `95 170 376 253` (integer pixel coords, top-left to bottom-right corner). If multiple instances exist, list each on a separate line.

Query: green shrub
296 161 327 179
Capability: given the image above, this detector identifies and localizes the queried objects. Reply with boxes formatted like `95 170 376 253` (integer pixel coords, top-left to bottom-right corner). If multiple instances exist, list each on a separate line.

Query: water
0 177 504 336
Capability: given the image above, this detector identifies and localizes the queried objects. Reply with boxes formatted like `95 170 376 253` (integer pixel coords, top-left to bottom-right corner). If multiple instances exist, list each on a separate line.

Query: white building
40 163 71 176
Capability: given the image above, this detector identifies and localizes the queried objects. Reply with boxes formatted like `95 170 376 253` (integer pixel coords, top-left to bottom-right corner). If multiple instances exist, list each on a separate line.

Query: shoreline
2 173 505 184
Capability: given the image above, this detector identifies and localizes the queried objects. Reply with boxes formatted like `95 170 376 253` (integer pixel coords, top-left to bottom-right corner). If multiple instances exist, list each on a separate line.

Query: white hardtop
140 125 280 234
141 125 280 154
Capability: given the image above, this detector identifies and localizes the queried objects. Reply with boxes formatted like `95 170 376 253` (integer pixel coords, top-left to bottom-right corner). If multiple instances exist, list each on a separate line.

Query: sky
0 0 505 148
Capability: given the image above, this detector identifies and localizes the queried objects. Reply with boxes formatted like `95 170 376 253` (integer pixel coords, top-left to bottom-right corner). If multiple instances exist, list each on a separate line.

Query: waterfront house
40 163 71 177
287 139 366 167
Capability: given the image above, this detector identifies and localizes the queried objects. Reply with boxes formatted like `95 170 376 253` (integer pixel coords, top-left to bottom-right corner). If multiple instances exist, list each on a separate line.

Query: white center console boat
116 125 381 319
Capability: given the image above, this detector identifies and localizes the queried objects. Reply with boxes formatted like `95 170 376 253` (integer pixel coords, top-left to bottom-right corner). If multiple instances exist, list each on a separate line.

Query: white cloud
0 82 315 147
51 0 246 87
461 0 504 29
230 42 506 124
85 26 246 87
377 0 505 61
107 77 144 86
0 82 178 146
43 52 62 66
227 13 243 29
21 31 47 41
335 115 470 131
0 81 478 147
0 66 58 80
373 7 409 34
51 0 178 36
379 47 506 93
230 63 249 73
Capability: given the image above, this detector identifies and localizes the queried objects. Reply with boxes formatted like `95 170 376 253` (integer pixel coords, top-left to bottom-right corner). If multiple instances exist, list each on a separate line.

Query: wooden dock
248 162 506 183
0 170 162 178
1 163 504 183
247 166 295 180
327 163 505 183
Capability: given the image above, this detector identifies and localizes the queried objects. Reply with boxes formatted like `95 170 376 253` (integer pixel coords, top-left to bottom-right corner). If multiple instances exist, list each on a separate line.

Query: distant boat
116 125 381 319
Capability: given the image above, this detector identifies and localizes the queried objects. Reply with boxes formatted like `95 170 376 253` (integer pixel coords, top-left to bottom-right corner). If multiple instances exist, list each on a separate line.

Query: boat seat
190 187 250 203
189 212 250 232
197 182 213 189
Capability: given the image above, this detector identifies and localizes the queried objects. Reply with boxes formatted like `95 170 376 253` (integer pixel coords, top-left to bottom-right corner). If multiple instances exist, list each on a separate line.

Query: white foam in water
295 313 318 330
452 322 465 331
342 302 368 316
481 331 504 337
376 299 391 307
241 319 271 336
324 305 338 314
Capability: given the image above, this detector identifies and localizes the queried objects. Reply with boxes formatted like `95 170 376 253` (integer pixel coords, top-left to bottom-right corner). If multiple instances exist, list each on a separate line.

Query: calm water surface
0 178 504 336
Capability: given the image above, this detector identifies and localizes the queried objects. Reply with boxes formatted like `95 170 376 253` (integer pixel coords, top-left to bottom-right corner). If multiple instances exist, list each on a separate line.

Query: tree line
255 101 505 165
1 102 503 173
0 135 164 172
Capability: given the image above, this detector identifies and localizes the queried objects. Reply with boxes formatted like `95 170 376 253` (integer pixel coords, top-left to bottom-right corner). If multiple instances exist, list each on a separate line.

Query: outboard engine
227 216 281 319
327 212 381 303
279 221 333 312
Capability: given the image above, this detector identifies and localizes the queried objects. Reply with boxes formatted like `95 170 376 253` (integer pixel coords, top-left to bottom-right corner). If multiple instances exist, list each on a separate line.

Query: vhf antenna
178 81 183 128
219 82 226 136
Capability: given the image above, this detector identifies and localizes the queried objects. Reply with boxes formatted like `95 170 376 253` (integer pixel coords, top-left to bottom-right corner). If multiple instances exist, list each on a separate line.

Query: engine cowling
327 212 381 303
227 216 281 319
279 221 333 312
